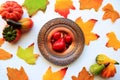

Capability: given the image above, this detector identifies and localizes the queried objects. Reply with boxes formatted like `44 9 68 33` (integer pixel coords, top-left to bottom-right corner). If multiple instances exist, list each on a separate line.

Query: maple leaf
55 0 75 18
106 32 120 51
43 66 68 80
23 0 49 17
0 38 5 46
0 48 12 60
17 43 39 64
75 17 99 45
79 0 103 11
7 66 28 80
102 3 120 23
72 67 94 80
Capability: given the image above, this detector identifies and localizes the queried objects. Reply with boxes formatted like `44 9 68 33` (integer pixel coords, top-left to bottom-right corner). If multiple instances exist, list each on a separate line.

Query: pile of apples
51 31 72 52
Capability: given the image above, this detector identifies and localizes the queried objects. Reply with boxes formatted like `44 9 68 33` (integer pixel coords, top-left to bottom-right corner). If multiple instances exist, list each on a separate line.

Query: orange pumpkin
0 1 23 21
101 63 116 78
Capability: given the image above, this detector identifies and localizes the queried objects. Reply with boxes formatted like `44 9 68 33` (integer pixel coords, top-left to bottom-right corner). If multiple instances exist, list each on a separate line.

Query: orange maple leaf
79 0 103 11
72 67 94 80
102 3 120 23
75 17 99 45
55 0 75 18
0 38 5 46
106 32 120 51
0 48 12 60
7 67 28 80
43 66 68 80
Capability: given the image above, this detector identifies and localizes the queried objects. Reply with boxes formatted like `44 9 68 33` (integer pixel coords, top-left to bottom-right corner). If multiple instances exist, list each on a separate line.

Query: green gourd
90 64 105 75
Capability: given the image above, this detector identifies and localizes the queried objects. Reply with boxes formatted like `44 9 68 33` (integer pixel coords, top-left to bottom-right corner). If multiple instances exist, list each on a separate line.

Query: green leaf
17 43 39 64
23 0 49 17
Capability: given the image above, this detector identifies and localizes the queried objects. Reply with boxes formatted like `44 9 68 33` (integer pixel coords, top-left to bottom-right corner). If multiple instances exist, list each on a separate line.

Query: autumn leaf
55 0 75 18
0 48 12 60
0 38 5 46
43 66 68 80
23 0 49 17
72 67 94 80
7 66 28 80
102 3 120 23
17 43 39 64
79 0 103 11
106 32 120 51
75 17 99 45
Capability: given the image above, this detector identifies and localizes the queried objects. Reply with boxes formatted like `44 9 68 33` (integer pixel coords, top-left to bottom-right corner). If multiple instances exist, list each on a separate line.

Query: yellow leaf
79 0 103 11
55 0 75 18
72 67 94 80
7 67 28 80
43 66 67 80
102 3 120 22
17 43 39 64
0 38 5 46
0 48 12 60
106 32 120 50
75 17 99 45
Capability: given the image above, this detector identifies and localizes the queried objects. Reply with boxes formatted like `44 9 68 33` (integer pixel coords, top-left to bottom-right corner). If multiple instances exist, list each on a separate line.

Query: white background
0 0 120 80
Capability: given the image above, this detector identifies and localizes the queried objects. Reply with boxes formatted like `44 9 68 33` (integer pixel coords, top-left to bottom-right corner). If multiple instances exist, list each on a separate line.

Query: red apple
52 31 61 41
65 35 72 44
52 38 66 52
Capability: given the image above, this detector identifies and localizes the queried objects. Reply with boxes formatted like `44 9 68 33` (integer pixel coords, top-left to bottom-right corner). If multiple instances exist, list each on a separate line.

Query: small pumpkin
2 26 21 43
101 63 116 78
0 1 23 21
